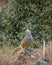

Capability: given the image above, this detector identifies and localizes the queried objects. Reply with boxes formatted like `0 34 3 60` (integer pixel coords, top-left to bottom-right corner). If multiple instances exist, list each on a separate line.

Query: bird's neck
25 30 32 39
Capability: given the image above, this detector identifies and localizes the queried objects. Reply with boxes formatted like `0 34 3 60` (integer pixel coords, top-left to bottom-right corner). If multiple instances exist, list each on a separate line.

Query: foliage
0 44 14 54
0 0 52 48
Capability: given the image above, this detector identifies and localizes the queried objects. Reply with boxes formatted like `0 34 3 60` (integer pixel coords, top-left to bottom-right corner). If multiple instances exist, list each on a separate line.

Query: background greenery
0 0 52 50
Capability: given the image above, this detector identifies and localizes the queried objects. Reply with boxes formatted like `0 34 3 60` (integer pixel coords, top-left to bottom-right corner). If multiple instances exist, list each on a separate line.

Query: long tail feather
13 45 24 56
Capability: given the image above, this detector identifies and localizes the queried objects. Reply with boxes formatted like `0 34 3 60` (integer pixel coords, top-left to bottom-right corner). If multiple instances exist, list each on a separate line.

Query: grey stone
36 58 49 65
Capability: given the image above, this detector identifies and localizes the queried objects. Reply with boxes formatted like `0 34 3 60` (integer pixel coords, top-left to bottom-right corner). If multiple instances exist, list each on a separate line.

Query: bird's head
26 27 31 34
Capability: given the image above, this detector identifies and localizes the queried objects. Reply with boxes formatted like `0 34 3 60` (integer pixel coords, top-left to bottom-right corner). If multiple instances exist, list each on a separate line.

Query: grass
0 44 14 54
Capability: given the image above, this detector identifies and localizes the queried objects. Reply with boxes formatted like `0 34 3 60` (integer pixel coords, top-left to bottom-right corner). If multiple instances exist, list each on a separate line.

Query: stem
50 41 51 64
43 40 46 59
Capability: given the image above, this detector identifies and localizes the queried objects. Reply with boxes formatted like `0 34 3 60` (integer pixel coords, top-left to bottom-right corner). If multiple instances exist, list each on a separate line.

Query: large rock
36 58 49 65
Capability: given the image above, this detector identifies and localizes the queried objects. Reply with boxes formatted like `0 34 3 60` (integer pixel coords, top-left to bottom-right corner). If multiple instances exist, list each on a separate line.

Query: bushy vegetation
0 0 52 48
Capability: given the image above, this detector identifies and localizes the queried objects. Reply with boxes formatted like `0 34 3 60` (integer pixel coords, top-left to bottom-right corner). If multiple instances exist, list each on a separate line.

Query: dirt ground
0 43 52 65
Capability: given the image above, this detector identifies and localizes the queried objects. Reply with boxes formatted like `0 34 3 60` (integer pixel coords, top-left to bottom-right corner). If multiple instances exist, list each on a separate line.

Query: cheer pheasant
13 27 33 56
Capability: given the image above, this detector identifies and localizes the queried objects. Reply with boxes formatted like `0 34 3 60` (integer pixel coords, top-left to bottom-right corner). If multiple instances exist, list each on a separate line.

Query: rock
36 58 49 65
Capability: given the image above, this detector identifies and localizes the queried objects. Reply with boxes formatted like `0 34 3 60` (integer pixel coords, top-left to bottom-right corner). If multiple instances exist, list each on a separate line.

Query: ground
0 42 52 65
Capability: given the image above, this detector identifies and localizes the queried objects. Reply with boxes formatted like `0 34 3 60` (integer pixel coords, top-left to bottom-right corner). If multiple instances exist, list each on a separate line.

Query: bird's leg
25 47 35 58
25 48 30 55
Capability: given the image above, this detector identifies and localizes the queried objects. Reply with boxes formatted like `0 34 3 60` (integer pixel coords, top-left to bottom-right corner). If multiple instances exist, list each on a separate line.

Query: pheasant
13 27 33 57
